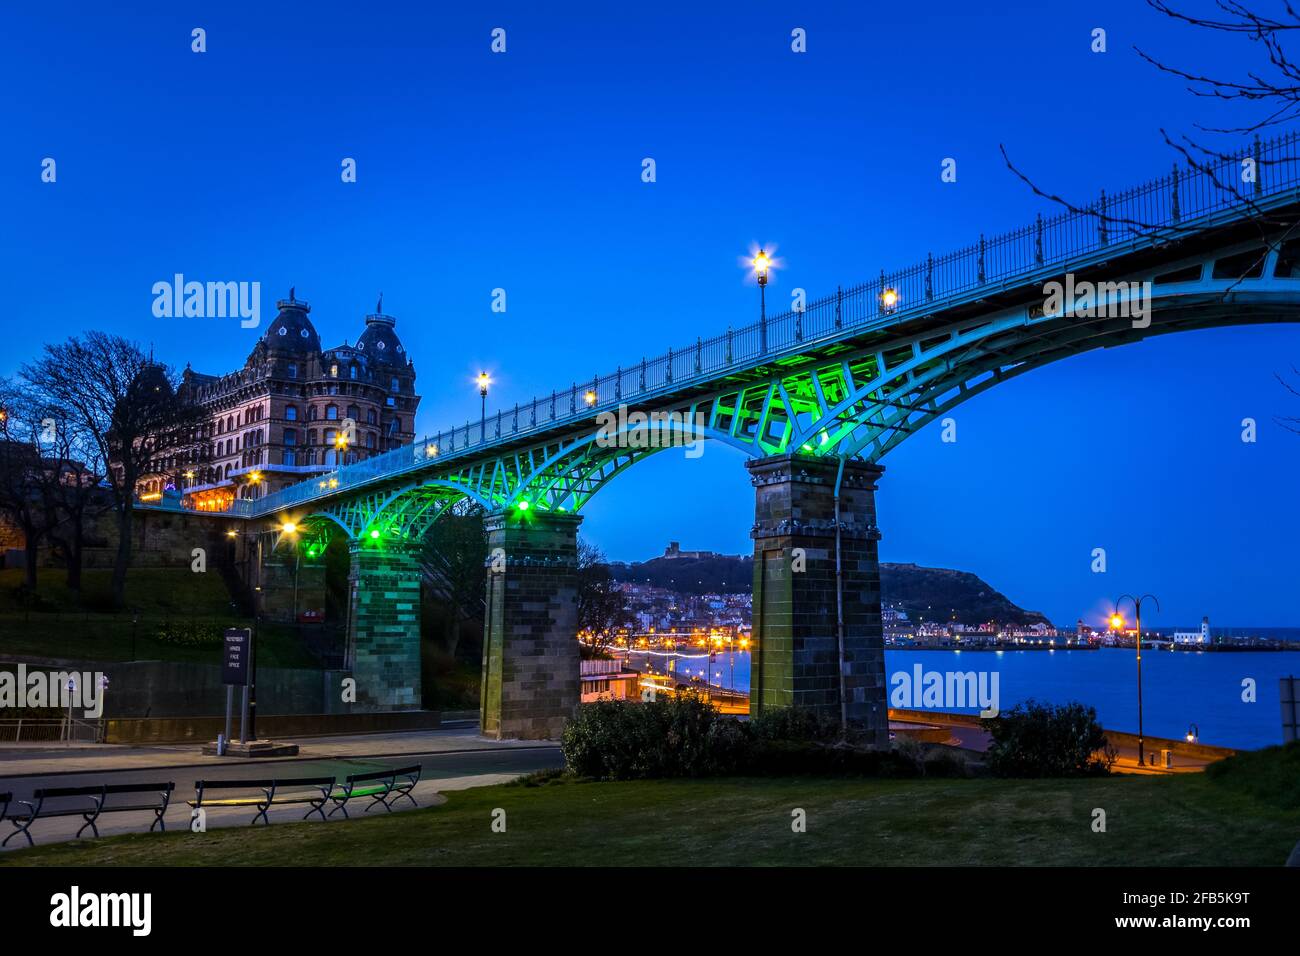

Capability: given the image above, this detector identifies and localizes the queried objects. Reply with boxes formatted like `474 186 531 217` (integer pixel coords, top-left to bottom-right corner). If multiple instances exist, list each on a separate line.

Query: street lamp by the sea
1112 593 1160 767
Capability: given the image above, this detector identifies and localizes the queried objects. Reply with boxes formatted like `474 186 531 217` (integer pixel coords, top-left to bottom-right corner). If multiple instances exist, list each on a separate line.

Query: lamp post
753 250 770 353
477 371 491 443
1112 593 1160 767
65 676 76 746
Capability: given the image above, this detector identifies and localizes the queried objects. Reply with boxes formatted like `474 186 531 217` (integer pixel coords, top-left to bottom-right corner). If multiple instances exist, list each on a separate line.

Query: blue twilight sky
1 1 1297 625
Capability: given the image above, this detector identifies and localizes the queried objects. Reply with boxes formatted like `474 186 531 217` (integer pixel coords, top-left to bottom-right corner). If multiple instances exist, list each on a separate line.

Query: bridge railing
249 130 1300 518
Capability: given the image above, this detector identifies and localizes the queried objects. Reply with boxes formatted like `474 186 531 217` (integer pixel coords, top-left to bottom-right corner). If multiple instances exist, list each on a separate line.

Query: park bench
1 782 174 847
188 776 335 826
327 765 422 818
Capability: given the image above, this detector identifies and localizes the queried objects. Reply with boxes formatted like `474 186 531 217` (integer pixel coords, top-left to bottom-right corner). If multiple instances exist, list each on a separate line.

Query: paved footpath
0 724 562 852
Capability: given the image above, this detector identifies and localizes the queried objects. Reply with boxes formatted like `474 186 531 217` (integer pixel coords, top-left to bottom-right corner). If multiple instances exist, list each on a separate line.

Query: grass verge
4 765 1297 867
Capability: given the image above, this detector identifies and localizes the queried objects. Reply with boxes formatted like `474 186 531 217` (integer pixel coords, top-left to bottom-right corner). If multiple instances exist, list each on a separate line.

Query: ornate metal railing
247 131 1300 517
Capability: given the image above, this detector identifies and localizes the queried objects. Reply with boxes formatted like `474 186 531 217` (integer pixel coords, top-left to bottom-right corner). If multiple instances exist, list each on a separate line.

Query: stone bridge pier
747 454 889 747
346 539 422 711
480 510 582 740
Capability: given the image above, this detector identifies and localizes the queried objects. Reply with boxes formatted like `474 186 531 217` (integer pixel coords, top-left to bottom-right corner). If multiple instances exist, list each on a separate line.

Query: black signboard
222 628 252 686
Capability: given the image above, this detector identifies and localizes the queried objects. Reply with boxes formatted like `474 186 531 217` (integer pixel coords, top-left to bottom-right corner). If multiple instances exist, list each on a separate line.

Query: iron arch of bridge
276 237 1300 538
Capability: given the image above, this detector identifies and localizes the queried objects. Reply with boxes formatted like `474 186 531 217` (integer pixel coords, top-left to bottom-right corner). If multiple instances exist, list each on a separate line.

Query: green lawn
0 569 317 667
5 769 1298 867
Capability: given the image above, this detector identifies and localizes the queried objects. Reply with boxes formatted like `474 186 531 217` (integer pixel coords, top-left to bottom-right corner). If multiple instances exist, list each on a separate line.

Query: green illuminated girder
286 239 1300 536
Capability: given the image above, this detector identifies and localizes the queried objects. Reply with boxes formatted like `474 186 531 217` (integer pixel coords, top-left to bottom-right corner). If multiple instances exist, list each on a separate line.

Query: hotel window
390 377 399 392
324 429 337 447
308 406 318 421
330 364 338 378
285 405 298 421
326 405 338 420
284 428 297 446
366 432 376 449
287 363 298 379
367 409 377 425
347 404 360 422
349 365 357 379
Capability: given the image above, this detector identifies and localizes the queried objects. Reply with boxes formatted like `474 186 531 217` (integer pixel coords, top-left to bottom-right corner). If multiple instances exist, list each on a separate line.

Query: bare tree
1002 1 1300 241
21 333 205 608
0 381 50 590
1277 365 1300 431
576 539 633 658
30 401 110 592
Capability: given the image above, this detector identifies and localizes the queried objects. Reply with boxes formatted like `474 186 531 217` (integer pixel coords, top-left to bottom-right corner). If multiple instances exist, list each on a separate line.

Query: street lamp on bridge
752 249 771 353
477 371 491 442
1111 593 1160 768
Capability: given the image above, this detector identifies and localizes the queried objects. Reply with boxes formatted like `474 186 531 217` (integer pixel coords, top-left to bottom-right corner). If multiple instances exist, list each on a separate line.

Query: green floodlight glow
517 500 530 511
369 529 381 540
307 547 318 557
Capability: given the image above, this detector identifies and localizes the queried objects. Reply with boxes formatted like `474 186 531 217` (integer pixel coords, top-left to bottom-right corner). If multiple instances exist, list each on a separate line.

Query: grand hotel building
161 291 420 511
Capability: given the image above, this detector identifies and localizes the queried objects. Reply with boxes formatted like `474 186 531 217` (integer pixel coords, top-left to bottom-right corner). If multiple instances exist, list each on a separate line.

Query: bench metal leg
2 818 34 848
391 787 418 809
327 800 350 819
251 802 271 826
152 808 167 833
75 811 102 840
302 799 328 822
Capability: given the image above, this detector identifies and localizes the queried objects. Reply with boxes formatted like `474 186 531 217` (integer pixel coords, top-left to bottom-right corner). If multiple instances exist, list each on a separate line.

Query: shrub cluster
562 695 924 780
154 620 227 647
980 699 1112 777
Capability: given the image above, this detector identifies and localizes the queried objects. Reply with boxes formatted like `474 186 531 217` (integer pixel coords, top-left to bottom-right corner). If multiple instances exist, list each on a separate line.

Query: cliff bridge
176 133 1300 739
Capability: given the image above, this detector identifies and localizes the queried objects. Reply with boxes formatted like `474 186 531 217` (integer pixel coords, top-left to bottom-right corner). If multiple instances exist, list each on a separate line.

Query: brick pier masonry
480 510 582 740
748 454 889 747
347 539 422 711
